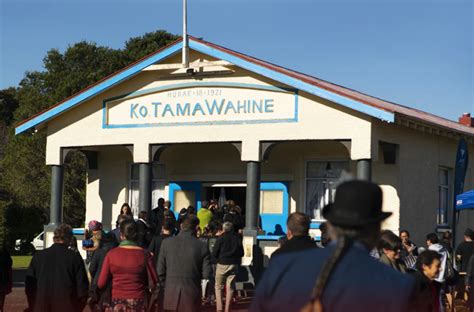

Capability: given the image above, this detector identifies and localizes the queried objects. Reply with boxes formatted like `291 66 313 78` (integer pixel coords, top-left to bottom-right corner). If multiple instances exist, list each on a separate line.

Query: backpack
444 251 457 283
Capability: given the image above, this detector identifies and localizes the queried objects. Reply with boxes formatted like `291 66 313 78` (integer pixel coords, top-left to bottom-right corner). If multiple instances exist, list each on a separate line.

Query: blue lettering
252 100 263 113
176 103 191 116
224 101 238 114
139 105 148 117
236 100 246 113
152 102 161 117
264 99 274 113
162 104 175 117
205 99 225 115
192 103 206 116
130 103 139 118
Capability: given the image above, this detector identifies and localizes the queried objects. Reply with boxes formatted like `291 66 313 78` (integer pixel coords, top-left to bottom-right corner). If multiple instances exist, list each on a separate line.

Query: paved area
4 269 251 312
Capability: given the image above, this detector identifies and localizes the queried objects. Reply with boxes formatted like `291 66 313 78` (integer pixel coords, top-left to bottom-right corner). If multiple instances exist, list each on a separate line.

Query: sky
1 0 472 121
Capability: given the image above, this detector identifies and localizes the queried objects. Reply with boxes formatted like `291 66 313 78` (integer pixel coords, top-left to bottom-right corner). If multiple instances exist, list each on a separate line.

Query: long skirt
104 298 146 312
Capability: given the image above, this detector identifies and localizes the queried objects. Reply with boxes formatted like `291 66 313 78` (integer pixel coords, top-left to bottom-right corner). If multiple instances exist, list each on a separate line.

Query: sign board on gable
103 82 298 128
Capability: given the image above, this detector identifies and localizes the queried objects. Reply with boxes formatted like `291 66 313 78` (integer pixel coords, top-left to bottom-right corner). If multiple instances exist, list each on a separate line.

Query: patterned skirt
104 298 146 312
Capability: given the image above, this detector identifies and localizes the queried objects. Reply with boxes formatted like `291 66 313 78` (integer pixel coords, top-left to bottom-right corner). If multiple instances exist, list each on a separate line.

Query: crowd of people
11 180 474 312
22 198 245 312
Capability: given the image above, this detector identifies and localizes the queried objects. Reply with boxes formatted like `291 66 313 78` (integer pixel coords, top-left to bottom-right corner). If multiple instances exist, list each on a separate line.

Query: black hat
322 180 391 227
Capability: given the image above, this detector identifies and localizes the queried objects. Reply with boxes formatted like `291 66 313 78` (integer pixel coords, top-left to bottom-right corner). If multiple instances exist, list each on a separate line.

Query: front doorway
202 183 246 216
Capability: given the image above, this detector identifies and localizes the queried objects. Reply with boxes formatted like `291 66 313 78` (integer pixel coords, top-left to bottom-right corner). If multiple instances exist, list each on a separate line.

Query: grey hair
223 222 233 233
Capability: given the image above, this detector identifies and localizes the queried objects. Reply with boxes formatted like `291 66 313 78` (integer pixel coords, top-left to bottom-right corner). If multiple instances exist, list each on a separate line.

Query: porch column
244 161 260 233
49 165 64 226
138 163 152 216
357 159 372 181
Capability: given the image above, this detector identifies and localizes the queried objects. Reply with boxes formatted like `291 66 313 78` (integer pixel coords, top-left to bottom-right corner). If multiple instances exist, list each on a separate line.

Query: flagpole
182 0 189 68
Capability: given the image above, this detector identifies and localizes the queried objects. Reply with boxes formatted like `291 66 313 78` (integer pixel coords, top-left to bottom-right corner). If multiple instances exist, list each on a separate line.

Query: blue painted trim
260 182 289 235
15 42 183 134
189 40 394 123
168 182 202 218
102 82 298 129
16 38 395 135
310 222 322 229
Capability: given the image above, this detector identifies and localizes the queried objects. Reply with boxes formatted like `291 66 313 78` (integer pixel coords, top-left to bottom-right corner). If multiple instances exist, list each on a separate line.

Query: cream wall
85 146 132 230
373 120 474 245
45 51 373 166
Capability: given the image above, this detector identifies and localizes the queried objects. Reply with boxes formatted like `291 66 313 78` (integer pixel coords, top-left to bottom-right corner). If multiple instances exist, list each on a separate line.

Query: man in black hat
250 180 416 312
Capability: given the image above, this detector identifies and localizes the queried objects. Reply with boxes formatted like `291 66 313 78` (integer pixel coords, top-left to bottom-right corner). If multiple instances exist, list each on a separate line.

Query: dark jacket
136 219 153 248
25 243 89 312
157 230 211 312
148 233 172 267
89 236 118 309
251 242 416 312
211 232 244 265
271 235 317 258
409 270 440 312
379 253 408 273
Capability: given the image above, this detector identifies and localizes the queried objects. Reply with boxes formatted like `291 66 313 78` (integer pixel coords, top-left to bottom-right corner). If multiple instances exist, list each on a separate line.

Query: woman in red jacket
98 219 157 312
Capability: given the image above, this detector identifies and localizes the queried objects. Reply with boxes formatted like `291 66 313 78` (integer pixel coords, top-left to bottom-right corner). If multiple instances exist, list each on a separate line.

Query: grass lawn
12 255 32 269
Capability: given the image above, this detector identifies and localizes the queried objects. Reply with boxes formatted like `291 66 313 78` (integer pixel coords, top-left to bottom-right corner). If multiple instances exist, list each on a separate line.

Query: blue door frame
260 182 289 236
168 181 288 234
168 182 202 219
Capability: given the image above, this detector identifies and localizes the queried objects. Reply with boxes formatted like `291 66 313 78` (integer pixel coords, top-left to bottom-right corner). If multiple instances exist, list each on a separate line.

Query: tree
0 30 179 249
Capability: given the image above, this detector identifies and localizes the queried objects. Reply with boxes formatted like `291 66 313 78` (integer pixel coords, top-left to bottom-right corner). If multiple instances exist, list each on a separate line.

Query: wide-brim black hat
322 180 391 227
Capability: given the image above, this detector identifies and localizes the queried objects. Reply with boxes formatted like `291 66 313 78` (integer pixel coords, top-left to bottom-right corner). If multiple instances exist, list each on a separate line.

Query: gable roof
15 36 474 137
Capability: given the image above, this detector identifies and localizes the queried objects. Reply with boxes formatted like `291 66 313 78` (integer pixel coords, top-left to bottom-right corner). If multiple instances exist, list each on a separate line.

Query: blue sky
1 0 472 121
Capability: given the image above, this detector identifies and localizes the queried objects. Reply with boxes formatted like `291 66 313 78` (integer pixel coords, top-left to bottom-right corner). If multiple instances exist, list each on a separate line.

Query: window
129 163 166 216
260 190 284 214
305 160 350 220
438 167 451 225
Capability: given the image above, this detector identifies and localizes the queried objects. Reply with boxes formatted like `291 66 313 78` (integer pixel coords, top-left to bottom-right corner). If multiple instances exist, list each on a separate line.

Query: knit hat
88 220 102 231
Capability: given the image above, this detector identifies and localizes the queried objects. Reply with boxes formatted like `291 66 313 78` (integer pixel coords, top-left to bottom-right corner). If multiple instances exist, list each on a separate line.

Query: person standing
111 214 129 244
98 219 157 312
250 180 415 312
410 250 442 312
157 214 211 312
25 224 89 312
379 231 407 273
197 201 213 232
0 246 12 312
271 212 317 258
148 218 174 267
400 230 418 269
88 232 118 312
151 197 165 232
453 229 474 301
137 211 153 248
212 222 244 312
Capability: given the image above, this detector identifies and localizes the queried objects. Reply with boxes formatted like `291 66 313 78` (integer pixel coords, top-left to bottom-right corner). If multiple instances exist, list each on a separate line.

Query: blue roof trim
15 38 394 135
189 40 394 123
15 42 183 134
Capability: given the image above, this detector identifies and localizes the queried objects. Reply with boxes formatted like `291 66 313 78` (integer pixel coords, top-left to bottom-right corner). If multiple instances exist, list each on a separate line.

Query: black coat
251 242 416 312
211 232 244 265
271 235 317 259
157 230 211 312
89 238 117 309
409 270 440 312
25 243 89 312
